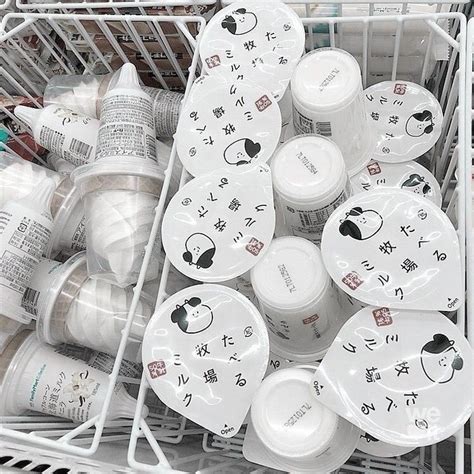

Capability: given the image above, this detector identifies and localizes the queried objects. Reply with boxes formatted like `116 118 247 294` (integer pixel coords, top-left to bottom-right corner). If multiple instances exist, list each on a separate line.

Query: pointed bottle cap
112 63 141 91
14 106 42 130
15 178 56 217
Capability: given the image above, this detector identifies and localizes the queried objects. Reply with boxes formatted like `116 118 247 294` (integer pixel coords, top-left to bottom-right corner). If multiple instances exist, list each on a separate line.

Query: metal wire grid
466 15 473 474
0 9 469 474
0 10 205 460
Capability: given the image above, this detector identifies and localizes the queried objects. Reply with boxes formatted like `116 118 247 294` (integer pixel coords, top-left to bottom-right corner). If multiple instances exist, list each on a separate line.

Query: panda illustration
400 173 432 196
405 110 434 138
221 8 258 36
171 297 214 334
182 233 216 269
223 138 261 166
339 207 384 241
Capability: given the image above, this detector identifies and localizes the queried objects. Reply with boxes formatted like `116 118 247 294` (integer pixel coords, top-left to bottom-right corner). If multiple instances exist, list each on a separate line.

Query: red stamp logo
372 307 393 327
367 162 381 175
303 314 319 325
205 55 221 69
246 238 264 256
255 95 272 112
393 83 407 95
342 272 364 290
147 360 167 379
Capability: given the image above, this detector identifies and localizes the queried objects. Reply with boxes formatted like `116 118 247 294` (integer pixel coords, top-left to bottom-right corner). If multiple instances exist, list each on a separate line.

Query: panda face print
221 8 258 36
405 110 434 138
339 207 384 241
420 334 464 384
401 173 432 196
183 233 216 269
224 138 261 166
171 297 214 334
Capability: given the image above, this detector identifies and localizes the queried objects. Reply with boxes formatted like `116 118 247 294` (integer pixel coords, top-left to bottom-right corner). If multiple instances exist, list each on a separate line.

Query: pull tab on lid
14 105 42 130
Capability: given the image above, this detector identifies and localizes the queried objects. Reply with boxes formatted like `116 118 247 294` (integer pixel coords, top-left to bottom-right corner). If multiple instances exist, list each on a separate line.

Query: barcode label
293 108 314 134
22 287 40 316
315 121 332 137
70 138 93 160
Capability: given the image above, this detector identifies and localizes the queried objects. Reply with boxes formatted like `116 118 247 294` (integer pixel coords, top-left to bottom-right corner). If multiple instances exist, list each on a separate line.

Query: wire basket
0 8 470 474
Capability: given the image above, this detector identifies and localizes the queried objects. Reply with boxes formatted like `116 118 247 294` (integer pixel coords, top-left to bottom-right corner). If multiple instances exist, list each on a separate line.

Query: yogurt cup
33 253 152 359
291 48 372 175
0 330 147 421
244 367 361 472
250 236 347 361
271 134 351 244
71 158 164 287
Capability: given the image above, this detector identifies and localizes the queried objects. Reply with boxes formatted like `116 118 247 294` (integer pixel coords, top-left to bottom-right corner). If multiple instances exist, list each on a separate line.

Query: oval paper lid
351 160 442 207
142 284 269 437
310 307 472 447
364 81 442 163
199 1 305 101
162 164 275 282
321 189 462 311
176 76 281 177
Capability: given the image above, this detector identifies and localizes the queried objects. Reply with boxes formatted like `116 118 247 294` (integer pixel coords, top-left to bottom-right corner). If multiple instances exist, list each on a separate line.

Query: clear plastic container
33 253 152 359
72 159 164 287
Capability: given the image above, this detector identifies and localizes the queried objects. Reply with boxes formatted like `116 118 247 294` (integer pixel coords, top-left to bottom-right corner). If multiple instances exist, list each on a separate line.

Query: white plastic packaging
0 179 55 324
44 73 183 138
14 105 99 167
47 152 76 175
31 253 152 359
250 237 347 361
0 331 147 421
243 367 360 472
291 48 372 175
95 64 156 162
271 135 351 244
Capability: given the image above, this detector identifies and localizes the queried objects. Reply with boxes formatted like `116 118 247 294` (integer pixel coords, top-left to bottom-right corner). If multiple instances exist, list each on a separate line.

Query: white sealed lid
271 134 347 204
291 48 362 113
251 367 338 459
251 237 329 312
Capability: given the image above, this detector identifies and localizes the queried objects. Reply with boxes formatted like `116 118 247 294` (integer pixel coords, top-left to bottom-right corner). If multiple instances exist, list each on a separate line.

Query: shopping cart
0 6 470 474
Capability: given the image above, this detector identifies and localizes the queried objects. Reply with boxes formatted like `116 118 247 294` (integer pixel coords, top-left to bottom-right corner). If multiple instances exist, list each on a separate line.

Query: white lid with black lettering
351 160 442 207
142 284 269 437
243 367 360 471
364 81 443 163
176 76 281 177
310 307 472 447
161 164 275 282
291 48 362 113
321 189 463 311
199 1 305 101
250 236 328 312
271 134 347 205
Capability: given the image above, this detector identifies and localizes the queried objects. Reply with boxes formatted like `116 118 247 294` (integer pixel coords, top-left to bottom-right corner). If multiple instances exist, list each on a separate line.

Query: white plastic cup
95 64 156 162
33 253 152 359
250 237 345 361
250 368 360 469
14 105 99 167
0 330 147 421
271 134 351 244
72 158 164 287
0 179 55 324
291 48 372 175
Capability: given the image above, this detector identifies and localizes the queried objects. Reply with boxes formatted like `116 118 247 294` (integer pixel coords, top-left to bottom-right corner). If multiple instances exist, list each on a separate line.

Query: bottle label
0 203 52 297
95 93 156 161
88 351 142 378
38 107 99 166
17 344 109 423
144 88 182 138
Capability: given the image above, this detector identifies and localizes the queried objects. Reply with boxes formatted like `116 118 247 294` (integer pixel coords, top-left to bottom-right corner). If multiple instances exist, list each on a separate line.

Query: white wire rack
466 15 473 474
0 8 470 474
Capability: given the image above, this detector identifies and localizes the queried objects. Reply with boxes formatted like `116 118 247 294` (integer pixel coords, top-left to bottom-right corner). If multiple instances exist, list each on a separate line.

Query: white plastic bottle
0 330 148 421
14 105 99 167
95 63 157 162
0 179 55 324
